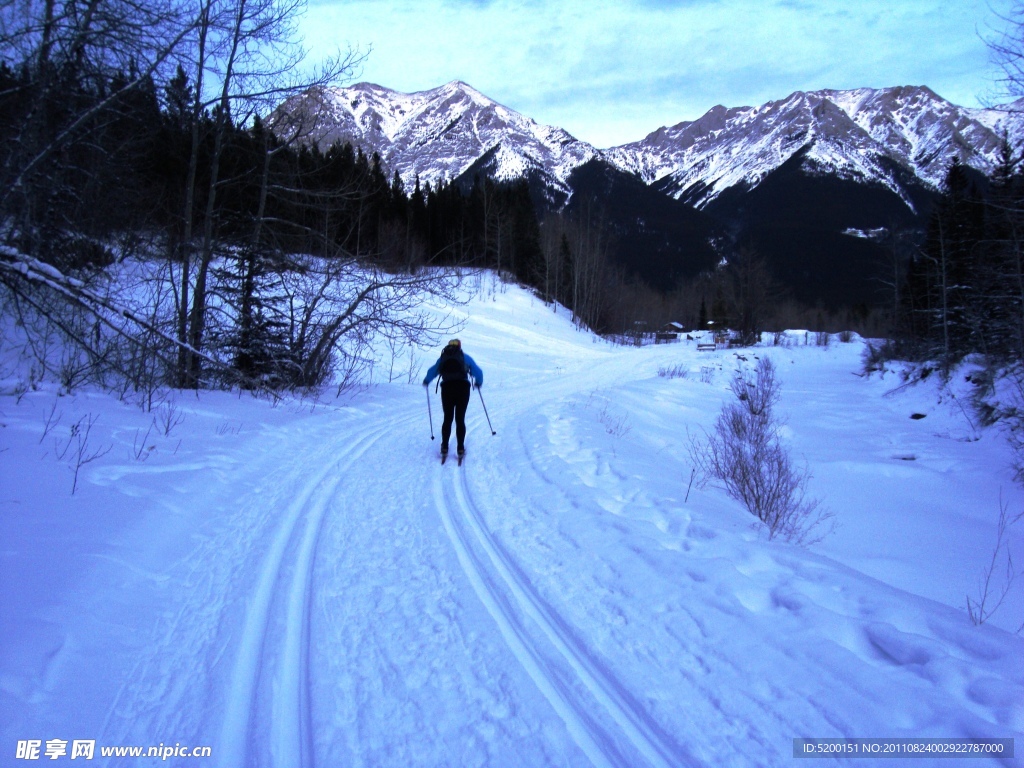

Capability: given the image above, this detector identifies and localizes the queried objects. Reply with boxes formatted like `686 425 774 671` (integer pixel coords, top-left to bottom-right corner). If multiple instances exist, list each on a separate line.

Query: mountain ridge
605 85 1024 210
272 80 1024 211
274 80 598 197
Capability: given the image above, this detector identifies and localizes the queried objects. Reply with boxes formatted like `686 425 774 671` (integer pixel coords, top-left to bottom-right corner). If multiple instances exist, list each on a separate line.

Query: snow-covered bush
691 357 831 543
0 247 464 396
0 258 174 403
861 341 890 374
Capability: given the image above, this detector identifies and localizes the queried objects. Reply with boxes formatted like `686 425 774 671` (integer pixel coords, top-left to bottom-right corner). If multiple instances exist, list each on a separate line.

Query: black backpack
438 345 468 382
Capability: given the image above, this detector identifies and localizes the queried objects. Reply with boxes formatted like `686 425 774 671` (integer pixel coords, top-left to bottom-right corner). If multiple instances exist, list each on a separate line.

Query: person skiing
423 339 484 461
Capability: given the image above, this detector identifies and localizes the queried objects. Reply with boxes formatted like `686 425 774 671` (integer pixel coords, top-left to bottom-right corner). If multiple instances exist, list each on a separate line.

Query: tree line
883 149 1024 370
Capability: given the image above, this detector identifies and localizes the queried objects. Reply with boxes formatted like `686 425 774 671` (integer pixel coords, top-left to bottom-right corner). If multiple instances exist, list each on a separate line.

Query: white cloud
300 0 1014 147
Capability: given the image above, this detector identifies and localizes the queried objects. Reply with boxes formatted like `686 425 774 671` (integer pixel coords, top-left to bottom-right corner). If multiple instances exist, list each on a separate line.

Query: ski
457 452 465 467
441 453 448 465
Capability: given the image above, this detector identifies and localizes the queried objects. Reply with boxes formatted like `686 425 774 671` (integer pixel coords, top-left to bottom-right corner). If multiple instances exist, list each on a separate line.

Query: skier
423 339 484 462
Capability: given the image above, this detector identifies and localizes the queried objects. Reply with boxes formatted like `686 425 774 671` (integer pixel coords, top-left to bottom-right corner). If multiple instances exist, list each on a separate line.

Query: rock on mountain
271 80 599 199
605 85 1024 211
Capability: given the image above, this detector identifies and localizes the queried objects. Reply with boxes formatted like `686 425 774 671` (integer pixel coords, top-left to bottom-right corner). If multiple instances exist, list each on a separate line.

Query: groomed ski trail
434 467 698 768
217 417 396 768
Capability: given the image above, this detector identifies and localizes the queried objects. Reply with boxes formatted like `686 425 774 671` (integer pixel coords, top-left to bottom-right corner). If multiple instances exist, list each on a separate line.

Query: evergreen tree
985 135 1024 360
902 158 986 364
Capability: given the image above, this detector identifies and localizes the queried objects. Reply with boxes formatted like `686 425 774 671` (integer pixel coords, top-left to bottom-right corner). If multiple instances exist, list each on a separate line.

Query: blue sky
300 0 1016 147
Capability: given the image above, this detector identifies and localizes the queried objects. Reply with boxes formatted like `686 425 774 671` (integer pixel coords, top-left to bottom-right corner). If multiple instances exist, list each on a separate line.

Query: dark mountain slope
565 160 721 290
703 147 937 307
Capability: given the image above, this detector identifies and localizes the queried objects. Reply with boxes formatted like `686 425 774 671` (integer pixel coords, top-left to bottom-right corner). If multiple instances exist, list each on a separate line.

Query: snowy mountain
272 80 600 197
275 82 1024 213
605 86 1024 210
272 82 1024 305
597 86 1024 305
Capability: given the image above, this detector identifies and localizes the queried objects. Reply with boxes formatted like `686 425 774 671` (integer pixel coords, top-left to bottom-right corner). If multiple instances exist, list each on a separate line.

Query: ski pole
476 385 496 435
426 385 435 440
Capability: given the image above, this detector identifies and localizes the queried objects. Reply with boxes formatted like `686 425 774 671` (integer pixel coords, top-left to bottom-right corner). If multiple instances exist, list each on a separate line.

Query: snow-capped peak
604 85 1024 209
272 81 600 192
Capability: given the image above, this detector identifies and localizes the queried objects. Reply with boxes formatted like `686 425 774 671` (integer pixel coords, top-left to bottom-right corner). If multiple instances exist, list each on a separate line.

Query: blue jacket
424 351 483 388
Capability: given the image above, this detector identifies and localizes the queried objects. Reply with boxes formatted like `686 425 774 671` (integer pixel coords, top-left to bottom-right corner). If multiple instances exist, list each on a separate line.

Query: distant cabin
655 322 685 344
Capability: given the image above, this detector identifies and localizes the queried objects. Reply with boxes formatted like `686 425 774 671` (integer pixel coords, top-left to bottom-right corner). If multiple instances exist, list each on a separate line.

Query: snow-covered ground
1 278 1022 766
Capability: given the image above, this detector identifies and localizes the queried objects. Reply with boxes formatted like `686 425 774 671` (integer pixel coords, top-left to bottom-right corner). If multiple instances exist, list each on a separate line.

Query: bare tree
875 221 916 335
272 256 463 388
54 411 111 493
987 2 1024 103
169 0 363 387
0 1 205 399
569 201 613 331
539 211 569 307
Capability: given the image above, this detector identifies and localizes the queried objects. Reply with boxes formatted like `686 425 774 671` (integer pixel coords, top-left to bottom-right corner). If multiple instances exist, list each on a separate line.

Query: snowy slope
272 81 599 193
605 86 1024 209
2 276 1023 766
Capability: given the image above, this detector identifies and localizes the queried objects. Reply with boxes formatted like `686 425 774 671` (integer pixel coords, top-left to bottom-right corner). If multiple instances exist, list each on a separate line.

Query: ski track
217 417 394 768
432 471 622 768
434 459 699 768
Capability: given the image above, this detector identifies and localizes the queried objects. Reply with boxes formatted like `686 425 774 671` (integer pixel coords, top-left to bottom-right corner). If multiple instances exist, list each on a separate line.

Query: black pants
440 380 471 451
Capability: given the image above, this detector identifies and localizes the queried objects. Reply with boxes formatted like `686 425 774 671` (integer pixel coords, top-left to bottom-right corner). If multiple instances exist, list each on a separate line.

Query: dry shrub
690 357 833 543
